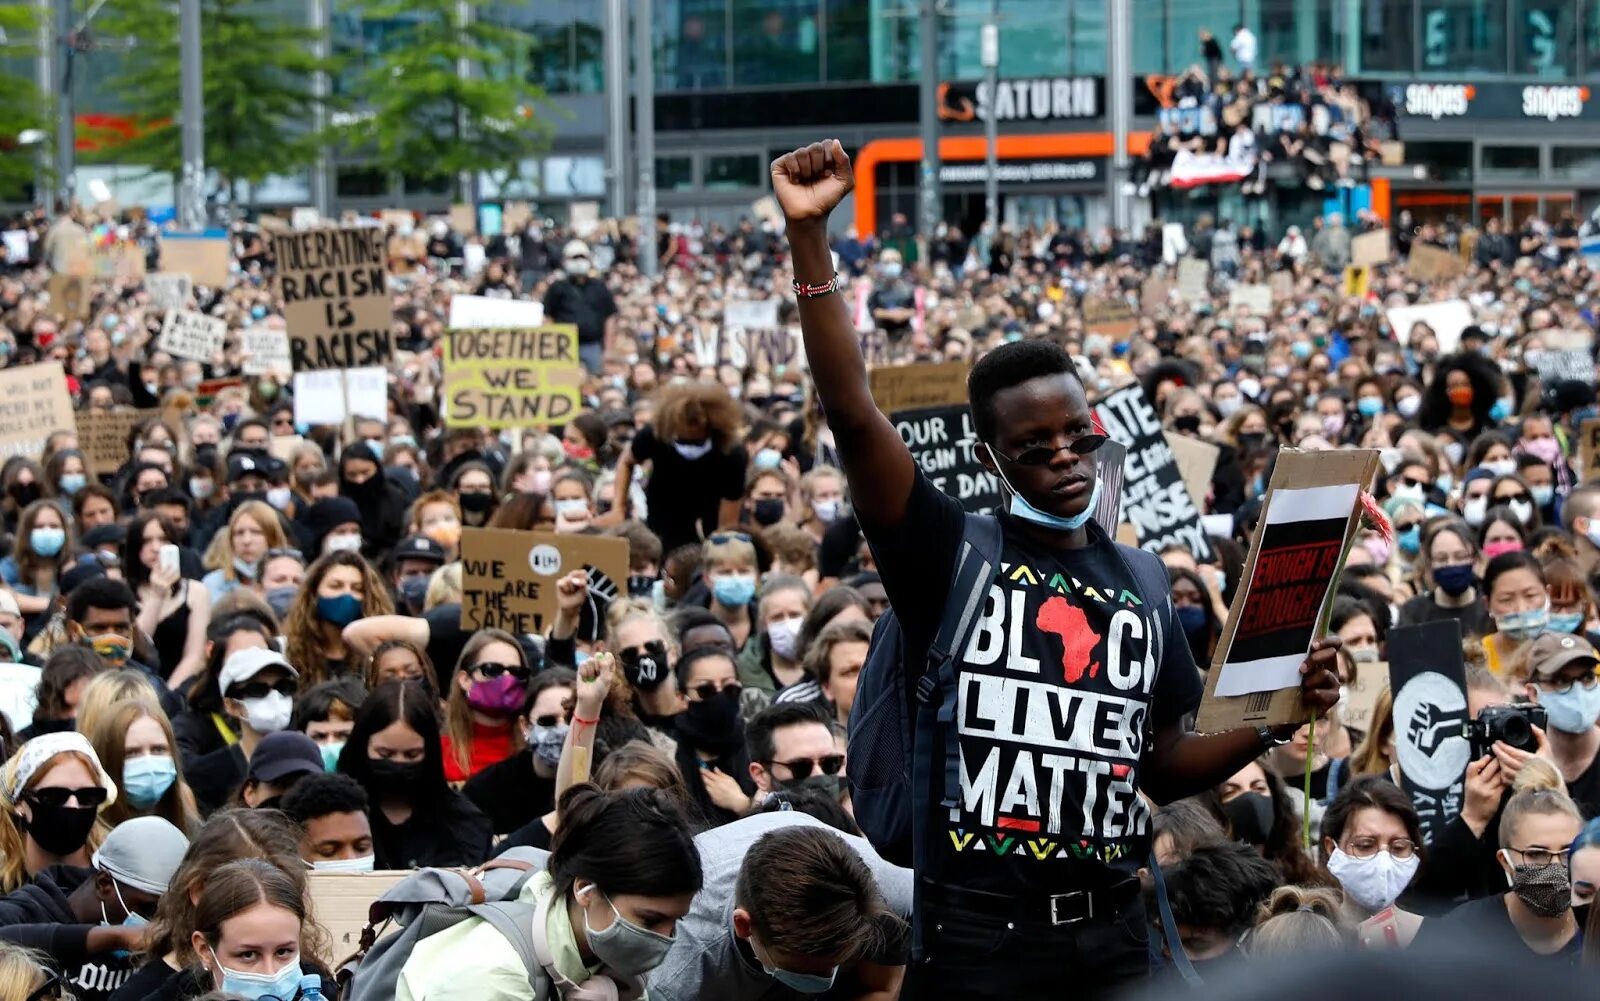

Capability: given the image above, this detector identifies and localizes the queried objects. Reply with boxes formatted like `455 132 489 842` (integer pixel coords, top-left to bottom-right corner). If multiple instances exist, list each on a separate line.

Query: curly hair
283 551 395 687
1418 352 1503 436
652 383 744 453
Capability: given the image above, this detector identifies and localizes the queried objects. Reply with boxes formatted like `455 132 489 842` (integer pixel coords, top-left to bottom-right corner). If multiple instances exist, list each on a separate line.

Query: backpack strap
478 857 542 898
475 897 546 998
1149 852 1200 987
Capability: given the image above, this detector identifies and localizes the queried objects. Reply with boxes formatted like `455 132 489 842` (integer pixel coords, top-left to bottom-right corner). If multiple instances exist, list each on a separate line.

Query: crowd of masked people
0 190 1593 999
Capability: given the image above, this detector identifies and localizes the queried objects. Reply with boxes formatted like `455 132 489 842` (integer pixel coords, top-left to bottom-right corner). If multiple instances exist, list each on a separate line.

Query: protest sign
890 406 1000 514
273 226 392 370
92 244 145 282
1197 448 1377 731
78 408 158 475
1386 299 1474 354
503 201 531 233
0 663 40 733
1351 229 1391 269
1177 257 1210 302
1092 384 1211 560
1268 271 1294 302
448 294 545 329
1082 295 1137 338
292 368 387 426
0 364 76 460
751 196 784 227
449 203 477 236
242 325 293 376
1341 659 1389 735
157 309 226 362
45 274 90 320
444 326 584 427
461 528 629 634
1580 418 1600 483
1165 432 1219 511
1389 620 1470 843
1161 222 1188 265
868 361 969 414
160 232 231 286
379 209 415 234
145 273 193 312
309 870 408 962
291 206 321 231
1228 283 1272 316
722 299 801 372
1407 242 1466 282
1140 275 1172 312
1343 265 1370 298
1534 350 1595 386
1093 438 1128 529
1 230 27 264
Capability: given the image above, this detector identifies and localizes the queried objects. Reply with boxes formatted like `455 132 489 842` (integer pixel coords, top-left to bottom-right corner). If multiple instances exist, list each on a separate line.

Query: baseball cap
93 816 190 895
247 731 325 784
227 452 268 483
391 535 446 567
218 647 298 694
1525 632 1600 681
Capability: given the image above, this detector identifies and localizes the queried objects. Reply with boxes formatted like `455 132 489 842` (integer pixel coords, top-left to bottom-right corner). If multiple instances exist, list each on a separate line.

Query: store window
704 153 764 190
1513 0 1578 77
1552 146 1600 177
868 0 919 82
656 156 695 191
1418 0 1508 74
1406 141 1474 182
732 0 820 84
824 0 871 81
1481 144 1541 177
500 2 605 94
935 0 1104 78
659 0 729 89
336 167 389 198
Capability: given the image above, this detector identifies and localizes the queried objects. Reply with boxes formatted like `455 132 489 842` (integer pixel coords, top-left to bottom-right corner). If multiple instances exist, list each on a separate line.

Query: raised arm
557 651 614 800
772 141 916 526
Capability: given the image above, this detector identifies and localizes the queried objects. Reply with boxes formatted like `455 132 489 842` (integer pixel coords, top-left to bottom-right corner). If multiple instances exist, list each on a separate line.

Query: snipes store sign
1390 81 1593 121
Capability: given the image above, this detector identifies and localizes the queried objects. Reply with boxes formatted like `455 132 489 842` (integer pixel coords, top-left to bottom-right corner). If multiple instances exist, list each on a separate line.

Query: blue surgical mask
756 940 838 995
1495 603 1549 641
59 473 87 495
122 754 177 808
1356 398 1384 418
713 574 756 608
753 448 783 470
1398 526 1421 556
30 527 65 557
1540 683 1600 734
265 586 298 620
987 444 1102 532
1532 484 1555 508
1490 398 1513 422
1175 604 1209 637
317 593 363 627
209 950 303 1001
1546 611 1585 635
320 741 345 772
399 574 429 609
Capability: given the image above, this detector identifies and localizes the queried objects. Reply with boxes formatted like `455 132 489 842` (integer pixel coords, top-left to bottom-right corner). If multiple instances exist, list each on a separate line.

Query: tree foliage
0 4 49 198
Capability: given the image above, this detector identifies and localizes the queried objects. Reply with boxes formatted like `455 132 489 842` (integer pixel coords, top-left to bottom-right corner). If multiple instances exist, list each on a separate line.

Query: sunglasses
472 662 530 682
708 532 751 545
1498 492 1530 503
25 970 64 1001
691 680 742 702
1401 476 1431 489
992 433 1108 467
531 713 571 728
771 754 846 781
25 785 110 808
229 679 299 700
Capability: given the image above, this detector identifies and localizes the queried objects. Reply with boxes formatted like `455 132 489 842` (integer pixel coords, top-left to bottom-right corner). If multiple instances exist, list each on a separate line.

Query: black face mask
1172 414 1203 435
16 801 97 857
1236 431 1267 451
751 498 786 526
1221 791 1275 847
676 691 744 753
621 640 670 690
368 758 425 798
459 492 494 515
8 482 41 507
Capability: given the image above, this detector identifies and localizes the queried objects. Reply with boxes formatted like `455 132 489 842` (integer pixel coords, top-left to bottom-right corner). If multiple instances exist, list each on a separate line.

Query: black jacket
125 960 339 1001
370 790 493 870
462 753 554 836
0 865 139 1001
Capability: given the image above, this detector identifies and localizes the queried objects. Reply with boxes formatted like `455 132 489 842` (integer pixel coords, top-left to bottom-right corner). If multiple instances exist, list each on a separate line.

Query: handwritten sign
1141 276 1172 312
45 274 91 320
1351 229 1391 269
890 405 1000 514
1093 384 1211 561
78 408 157 474
1082 295 1137 338
1341 660 1389 735
1269 271 1295 302
1165 432 1219 512
1229 283 1273 316
157 309 226 362
145 273 193 312
461 528 629 634
1343 265 1370 298
273 226 393 370
1177 257 1210 302
0 364 77 460
160 232 231 287
868 361 969 414
444 326 584 427
1579 418 1600 484
292 368 388 426
242 325 293 376
1386 299 1474 354
1407 243 1466 282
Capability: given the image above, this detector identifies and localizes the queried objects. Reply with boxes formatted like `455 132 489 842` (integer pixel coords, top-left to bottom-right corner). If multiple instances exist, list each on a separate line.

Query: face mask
1463 496 1488 527
1175 604 1208 638
566 257 592 276
266 487 293 511
325 533 363 555
364 438 385 457
426 522 462 549
233 557 259 582
626 574 655 599
748 498 786 527
17 800 98 856
317 593 363 627
240 690 294 733
530 722 569 767
86 631 131 667
311 854 375 873
1495 602 1549 641
1221 791 1274 846
9 482 40 507
122 754 177 809
58 473 86 496
563 441 595 462
399 574 430 610
1390 483 1425 505
1326 847 1420 913
1237 431 1267 451
756 940 838 995
1432 564 1476 597
368 757 424 797
1524 438 1563 465
527 469 553 494
767 617 802 661
651 578 670 614
880 262 902 279
1531 485 1555 508
208 949 303 1001
1501 855 1572 918
466 673 527 717
30 527 65 558
555 498 590 522
1484 538 1525 560
713 574 756 608
459 491 494 515
810 499 842 523
1322 413 1346 437
1398 526 1421 556
1362 537 1391 565
1508 499 1534 525
1447 386 1474 408
753 448 783 470
320 741 345 772
1538 682 1600 734
674 439 714 461
1357 397 1384 418
189 477 215 500
1396 396 1421 419
1490 398 1513 422
265 586 298 620
1348 645 1379 664
1548 612 1586 636
621 640 670 690
1483 459 1517 478
580 885 675 977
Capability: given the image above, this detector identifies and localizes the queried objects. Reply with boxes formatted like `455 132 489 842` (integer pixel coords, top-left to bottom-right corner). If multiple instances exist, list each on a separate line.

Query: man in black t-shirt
542 240 618 373
773 139 1341 1000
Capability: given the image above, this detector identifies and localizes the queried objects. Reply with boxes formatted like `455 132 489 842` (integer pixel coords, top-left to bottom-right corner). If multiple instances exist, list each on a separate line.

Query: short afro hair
278 771 370 825
967 340 1080 444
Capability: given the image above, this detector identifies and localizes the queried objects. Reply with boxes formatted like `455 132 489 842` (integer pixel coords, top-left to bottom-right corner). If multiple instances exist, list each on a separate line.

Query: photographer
1516 633 1600 819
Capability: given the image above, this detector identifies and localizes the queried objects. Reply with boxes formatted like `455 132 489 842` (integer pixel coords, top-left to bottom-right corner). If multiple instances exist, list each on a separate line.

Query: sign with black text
273 226 393 370
157 309 226 362
460 528 629 634
1389 620 1470 843
891 405 1000 514
1092 384 1211 560
444 326 584 427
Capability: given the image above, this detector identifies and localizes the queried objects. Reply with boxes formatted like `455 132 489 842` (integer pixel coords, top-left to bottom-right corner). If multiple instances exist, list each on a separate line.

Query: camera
1466 703 1547 759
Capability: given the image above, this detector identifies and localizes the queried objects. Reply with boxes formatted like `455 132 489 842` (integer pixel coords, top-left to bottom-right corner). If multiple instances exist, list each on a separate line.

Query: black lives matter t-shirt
864 471 1202 895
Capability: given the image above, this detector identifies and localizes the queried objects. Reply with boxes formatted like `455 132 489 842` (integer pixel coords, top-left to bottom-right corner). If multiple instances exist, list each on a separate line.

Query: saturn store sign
939 76 1103 123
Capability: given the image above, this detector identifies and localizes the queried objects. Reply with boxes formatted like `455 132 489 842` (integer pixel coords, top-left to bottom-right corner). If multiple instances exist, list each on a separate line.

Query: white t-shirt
1231 27 1258 66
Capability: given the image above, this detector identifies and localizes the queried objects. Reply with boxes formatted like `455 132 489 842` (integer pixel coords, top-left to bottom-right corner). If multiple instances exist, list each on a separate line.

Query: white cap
218 647 297 694
93 816 190 895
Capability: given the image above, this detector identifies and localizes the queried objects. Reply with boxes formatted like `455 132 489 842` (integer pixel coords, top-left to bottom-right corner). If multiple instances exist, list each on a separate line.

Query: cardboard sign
1534 350 1595 387
443 326 584 427
0 363 77 460
448 294 545 329
751 195 783 227
1343 265 1370 298
45 274 91 320
292 368 388 426
145 272 193 312
1165 432 1219 512
291 206 321 231
868 361 969 414
157 308 226 362
1269 271 1295 302
1177 257 1210 302
1092 385 1211 560
449 203 477 236
460 528 630 634
890 405 1000 514
1386 299 1474 354
93 244 146 282
78 407 157 474
1140 276 1172 312
1407 242 1466 282
161 232 231 287
1082 295 1137 338
379 209 415 234
242 325 293 376
309 870 409 963
1197 448 1377 731
2 230 28 264
503 201 531 233
1341 659 1389 735
1389 620 1469 843
273 226 393 370
1228 283 1272 316
721 299 800 373
1351 229 1391 269
1579 418 1600 484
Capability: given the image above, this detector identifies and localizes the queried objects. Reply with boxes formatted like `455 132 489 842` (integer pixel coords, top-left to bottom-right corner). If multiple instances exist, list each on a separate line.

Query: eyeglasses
1511 845 1571 866
25 785 110 808
708 532 751 545
990 433 1108 467
228 679 299 700
24 969 64 1001
690 680 742 702
770 754 846 781
471 662 530 682
1542 672 1600 696
1344 837 1416 861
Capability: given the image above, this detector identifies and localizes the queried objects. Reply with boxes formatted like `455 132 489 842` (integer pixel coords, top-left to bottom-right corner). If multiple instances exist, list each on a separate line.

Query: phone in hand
158 544 181 575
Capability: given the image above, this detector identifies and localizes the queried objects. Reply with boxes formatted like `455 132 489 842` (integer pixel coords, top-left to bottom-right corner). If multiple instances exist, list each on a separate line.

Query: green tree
92 0 338 197
340 0 553 199
0 4 48 199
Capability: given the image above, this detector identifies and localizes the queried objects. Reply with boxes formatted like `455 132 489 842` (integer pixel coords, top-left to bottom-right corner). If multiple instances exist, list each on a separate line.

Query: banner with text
443 326 584 427
79 408 158 474
157 309 226 362
1092 384 1211 560
273 227 393 370
1389 620 1470 843
461 528 629 634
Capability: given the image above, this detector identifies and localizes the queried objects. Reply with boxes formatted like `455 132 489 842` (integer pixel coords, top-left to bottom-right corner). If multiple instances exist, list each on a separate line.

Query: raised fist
770 140 855 226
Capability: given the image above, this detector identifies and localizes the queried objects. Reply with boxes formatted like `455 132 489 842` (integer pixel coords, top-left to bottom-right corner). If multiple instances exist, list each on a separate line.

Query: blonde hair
702 534 757 571
202 501 290 581
87 702 201 834
1350 685 1394 777
1498 758 1582 848
607 600 675 654
1248 886 1347 957
75 669 164 743
406 489 460 534
425 562 463 610
0 747 108 892
0 943 57 1001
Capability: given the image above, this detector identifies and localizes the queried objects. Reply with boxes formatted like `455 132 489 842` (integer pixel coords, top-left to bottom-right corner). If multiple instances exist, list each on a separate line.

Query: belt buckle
1048 890 1091 926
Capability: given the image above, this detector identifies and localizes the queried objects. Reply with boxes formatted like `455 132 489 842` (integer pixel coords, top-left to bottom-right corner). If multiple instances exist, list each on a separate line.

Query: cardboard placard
722 299 801 373
889 405 1000 514
1176 257 1210 303
269 434 304 463
292 368 388 426
2 230 28 265
0 363 77 460
443 326 584 427
1341 659 1389 735
78 407 157 474
868 361 969 414
1386 299 1474 354
379 209 415 234
1407 242 1466 282
503 201 531 233
157 308 227 362
45 274 91 320
1351 229 1391 269
1268 271 1295 302
242 325 293 376
1092 385 1211 560
448 294 545 329
1082 295 1137 338
1196 448 1378 732
1388 620 1469 843
93 244 146 282
309 870 409 961
460 528 630 634
291 206 322 231
1579 418 1600 483
1343 265 1370 298
145 272 193 312
1228 283 1273 316
1140 276 1172 312
1164 432 1219 512
449 203 477 236
160 232 231 287
751 195 783 226
273 227 393 370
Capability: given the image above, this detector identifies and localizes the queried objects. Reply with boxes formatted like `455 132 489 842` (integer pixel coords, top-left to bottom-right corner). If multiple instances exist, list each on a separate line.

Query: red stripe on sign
997 816 1041 832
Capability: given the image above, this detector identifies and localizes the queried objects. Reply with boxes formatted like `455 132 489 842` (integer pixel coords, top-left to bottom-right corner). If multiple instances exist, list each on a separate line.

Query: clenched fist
770 140 855 226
